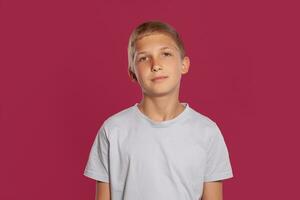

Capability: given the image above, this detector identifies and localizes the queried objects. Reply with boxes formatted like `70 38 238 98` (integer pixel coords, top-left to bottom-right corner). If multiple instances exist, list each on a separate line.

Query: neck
137 94 185 122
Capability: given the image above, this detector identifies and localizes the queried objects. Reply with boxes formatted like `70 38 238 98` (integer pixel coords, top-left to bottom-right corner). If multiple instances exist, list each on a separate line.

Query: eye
162 52 172 57
137 56 148 62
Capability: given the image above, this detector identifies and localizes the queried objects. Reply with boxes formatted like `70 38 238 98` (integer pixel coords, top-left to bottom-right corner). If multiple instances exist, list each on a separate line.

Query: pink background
1 0 299 199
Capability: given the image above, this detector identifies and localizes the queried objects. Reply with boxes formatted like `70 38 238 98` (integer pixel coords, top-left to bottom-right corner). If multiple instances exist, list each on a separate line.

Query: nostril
151 65 162 72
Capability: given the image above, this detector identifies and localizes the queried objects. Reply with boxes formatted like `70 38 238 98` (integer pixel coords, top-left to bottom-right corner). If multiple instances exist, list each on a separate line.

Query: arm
201 181 223 200
95 181 111 200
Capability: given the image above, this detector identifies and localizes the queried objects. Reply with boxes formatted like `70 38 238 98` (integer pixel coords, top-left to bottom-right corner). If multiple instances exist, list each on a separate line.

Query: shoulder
101 104 137 131
188 106 218 127
187 105 222 137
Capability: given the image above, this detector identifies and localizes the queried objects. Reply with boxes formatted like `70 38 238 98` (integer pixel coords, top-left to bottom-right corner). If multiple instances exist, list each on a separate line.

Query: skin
202 181 223 200
129 32 190 121
96 181 110 200
96 32 223 200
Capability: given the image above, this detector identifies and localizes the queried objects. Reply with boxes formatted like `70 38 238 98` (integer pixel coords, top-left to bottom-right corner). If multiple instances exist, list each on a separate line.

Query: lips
151 76 168 81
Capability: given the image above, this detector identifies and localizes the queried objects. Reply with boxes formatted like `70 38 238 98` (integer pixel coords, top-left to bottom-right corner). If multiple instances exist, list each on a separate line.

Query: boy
84 21 233 200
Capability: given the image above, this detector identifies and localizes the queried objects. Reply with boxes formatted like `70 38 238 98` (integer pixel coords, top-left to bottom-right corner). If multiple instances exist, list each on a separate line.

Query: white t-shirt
84 103 233 200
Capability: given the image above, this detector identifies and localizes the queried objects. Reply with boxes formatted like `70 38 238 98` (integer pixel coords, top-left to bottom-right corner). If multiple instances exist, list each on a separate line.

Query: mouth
151 76 168 81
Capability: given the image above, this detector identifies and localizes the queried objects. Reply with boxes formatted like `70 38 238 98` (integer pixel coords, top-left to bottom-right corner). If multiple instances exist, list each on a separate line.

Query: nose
152 65 162 72
151 58 162 72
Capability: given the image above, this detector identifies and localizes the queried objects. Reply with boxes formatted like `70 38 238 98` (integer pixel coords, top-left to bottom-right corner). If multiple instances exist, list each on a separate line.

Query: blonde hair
127 21 186 80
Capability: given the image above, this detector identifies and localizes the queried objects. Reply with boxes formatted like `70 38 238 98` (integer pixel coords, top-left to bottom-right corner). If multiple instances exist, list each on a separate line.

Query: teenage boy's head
127 21 190 85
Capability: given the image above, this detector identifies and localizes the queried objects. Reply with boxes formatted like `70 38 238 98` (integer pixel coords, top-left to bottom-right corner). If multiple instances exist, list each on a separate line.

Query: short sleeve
83 125 110 183
204 123 233 182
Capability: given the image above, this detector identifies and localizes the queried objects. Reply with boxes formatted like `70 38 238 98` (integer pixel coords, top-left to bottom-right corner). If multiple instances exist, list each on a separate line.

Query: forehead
135 33 178 52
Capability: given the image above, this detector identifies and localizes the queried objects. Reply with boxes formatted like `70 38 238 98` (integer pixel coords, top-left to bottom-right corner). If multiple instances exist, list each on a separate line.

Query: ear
128 69 137 82
181 56 190 75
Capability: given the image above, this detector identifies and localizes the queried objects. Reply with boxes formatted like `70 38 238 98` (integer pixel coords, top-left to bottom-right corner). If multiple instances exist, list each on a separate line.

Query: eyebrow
136 46 177 56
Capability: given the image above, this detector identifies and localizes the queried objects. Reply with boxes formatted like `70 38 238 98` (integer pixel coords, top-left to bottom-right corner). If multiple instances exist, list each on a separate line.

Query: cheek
170 62 184 73
135 66 145 74
164 58 182 68
134 66 149 80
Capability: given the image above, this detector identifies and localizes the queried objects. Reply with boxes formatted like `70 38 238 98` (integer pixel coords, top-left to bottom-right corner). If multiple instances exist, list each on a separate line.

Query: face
130 33 190 97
